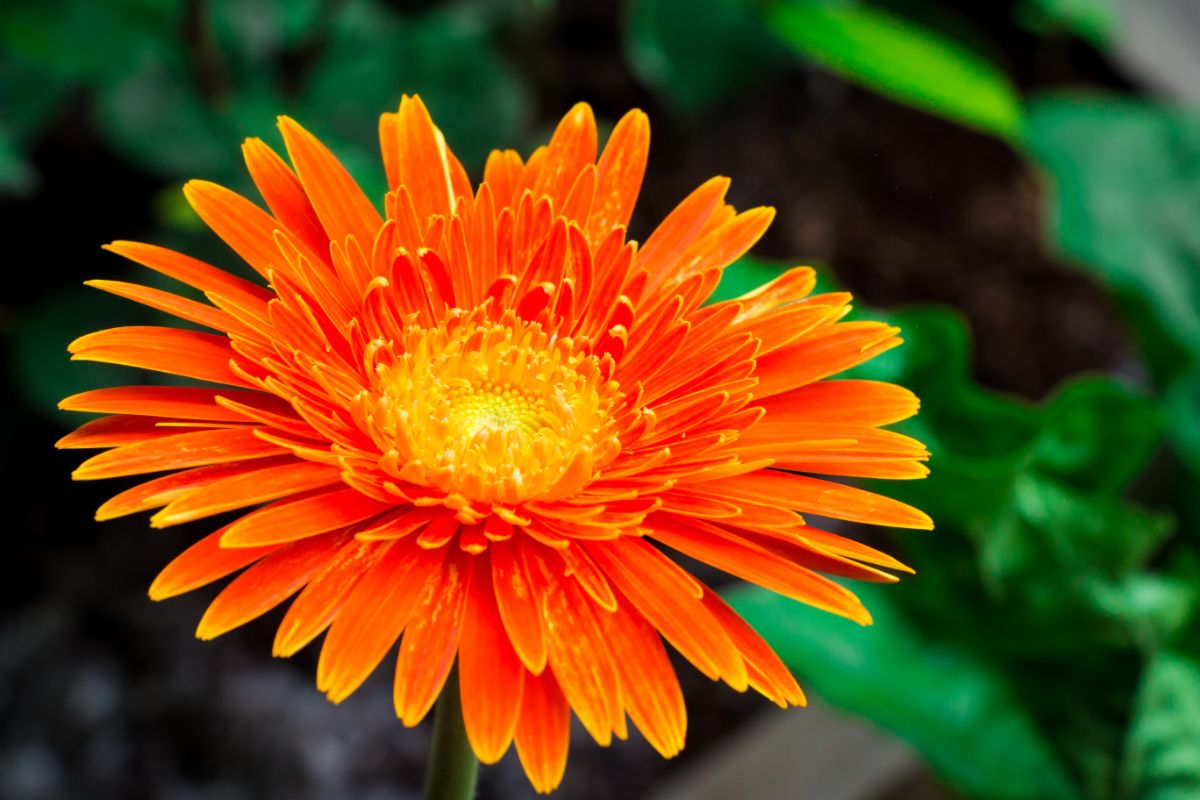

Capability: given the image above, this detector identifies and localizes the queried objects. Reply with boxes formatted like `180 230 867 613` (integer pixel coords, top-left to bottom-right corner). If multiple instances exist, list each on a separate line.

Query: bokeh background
3 1 1199 798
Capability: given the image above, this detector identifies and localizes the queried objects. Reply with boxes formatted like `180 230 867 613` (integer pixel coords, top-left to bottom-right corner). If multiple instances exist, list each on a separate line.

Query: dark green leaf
1018 0 1116 47
1120 652 1200 800
0 0 176 83
767 1 1023 140
1032 378 1161 493
94 53 235 179
1024 95 1200 476
727 584 1079 799
0 127 35 194
626 0 787 116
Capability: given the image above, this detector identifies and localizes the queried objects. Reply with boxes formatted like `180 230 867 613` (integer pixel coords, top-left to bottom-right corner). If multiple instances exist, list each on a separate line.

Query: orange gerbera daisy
59 97 930 792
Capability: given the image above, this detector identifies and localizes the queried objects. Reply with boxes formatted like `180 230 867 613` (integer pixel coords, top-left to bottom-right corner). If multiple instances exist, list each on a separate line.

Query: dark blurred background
3 1 1199 798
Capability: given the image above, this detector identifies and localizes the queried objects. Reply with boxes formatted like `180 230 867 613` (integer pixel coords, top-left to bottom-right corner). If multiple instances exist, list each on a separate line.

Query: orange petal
514 669 571 794
380 95 457 224
57 415 208 450
243 137 330 260
69 326 245 386
700 591 806 708
149 523 279 600
775 458 931 480
317 539 444 703
94 456 296 521
278 116 383 253
710 470 933 530
393 547 473 726
459 553 525 764
647 513 871 624
670 206 774 291
220 486 393 548
490 536 548 674
482 148 523 210
59 386 287 423
183 180 288 280
636 176 729 293
521 537 624 745
103 240 271 307
557 543 617 611
196 531 350 639
585 538 747 690
534 102 597 211
753 322 903 398
274 536 391 656
593 587 687 758
152 460 343 527
589 109 649 241
85 279 241 334
729 265 816 322
72 427 285 481
758 379 921 426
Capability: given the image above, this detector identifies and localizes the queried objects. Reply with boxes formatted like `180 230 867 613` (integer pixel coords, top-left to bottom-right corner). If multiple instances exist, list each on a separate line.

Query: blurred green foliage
1025 97 1200 483
0 0 530 191
626 0 786 116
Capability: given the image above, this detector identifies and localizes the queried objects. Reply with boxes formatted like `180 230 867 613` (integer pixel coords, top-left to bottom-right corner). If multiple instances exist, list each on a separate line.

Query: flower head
60 96 930 792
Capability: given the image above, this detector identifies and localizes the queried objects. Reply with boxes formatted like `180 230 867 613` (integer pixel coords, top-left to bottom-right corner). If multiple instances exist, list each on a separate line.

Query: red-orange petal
149 524 278 601
273 537 391 656
459 553 525 763
278 116 384 253
220 487 394 548
393 547 473 726
59 386 287 422
72 427 285 481
196 531 351 639
589 109 649 241
585 538 748 690
521 537 624 745
317 539 444 703
152 460 343 527
490 536 549 674
514 669 571 794
68 326 246 386
593 586 687 757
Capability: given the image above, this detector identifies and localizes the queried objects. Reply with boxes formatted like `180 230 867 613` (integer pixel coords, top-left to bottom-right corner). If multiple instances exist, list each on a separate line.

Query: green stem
423 665 479 800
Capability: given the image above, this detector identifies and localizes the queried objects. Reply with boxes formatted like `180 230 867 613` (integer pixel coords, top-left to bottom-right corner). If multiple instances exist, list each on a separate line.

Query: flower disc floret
370 310 622 506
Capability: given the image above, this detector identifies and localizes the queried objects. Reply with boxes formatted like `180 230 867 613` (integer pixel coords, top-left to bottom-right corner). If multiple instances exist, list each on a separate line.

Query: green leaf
1019 0 1116 47
727 584 1080 800
1031 378 1162 493
1023 96 1200 476
767 0 1023 140
1004 475 1172 578
0 54 72 142
1120 652 1200 799
0 127 35 194
626 0 787 116
0 0 176 83
94 53 235 180
1024 97 1200 363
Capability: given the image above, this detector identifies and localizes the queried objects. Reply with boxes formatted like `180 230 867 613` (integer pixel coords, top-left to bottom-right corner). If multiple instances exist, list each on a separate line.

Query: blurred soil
0 3 1131 800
